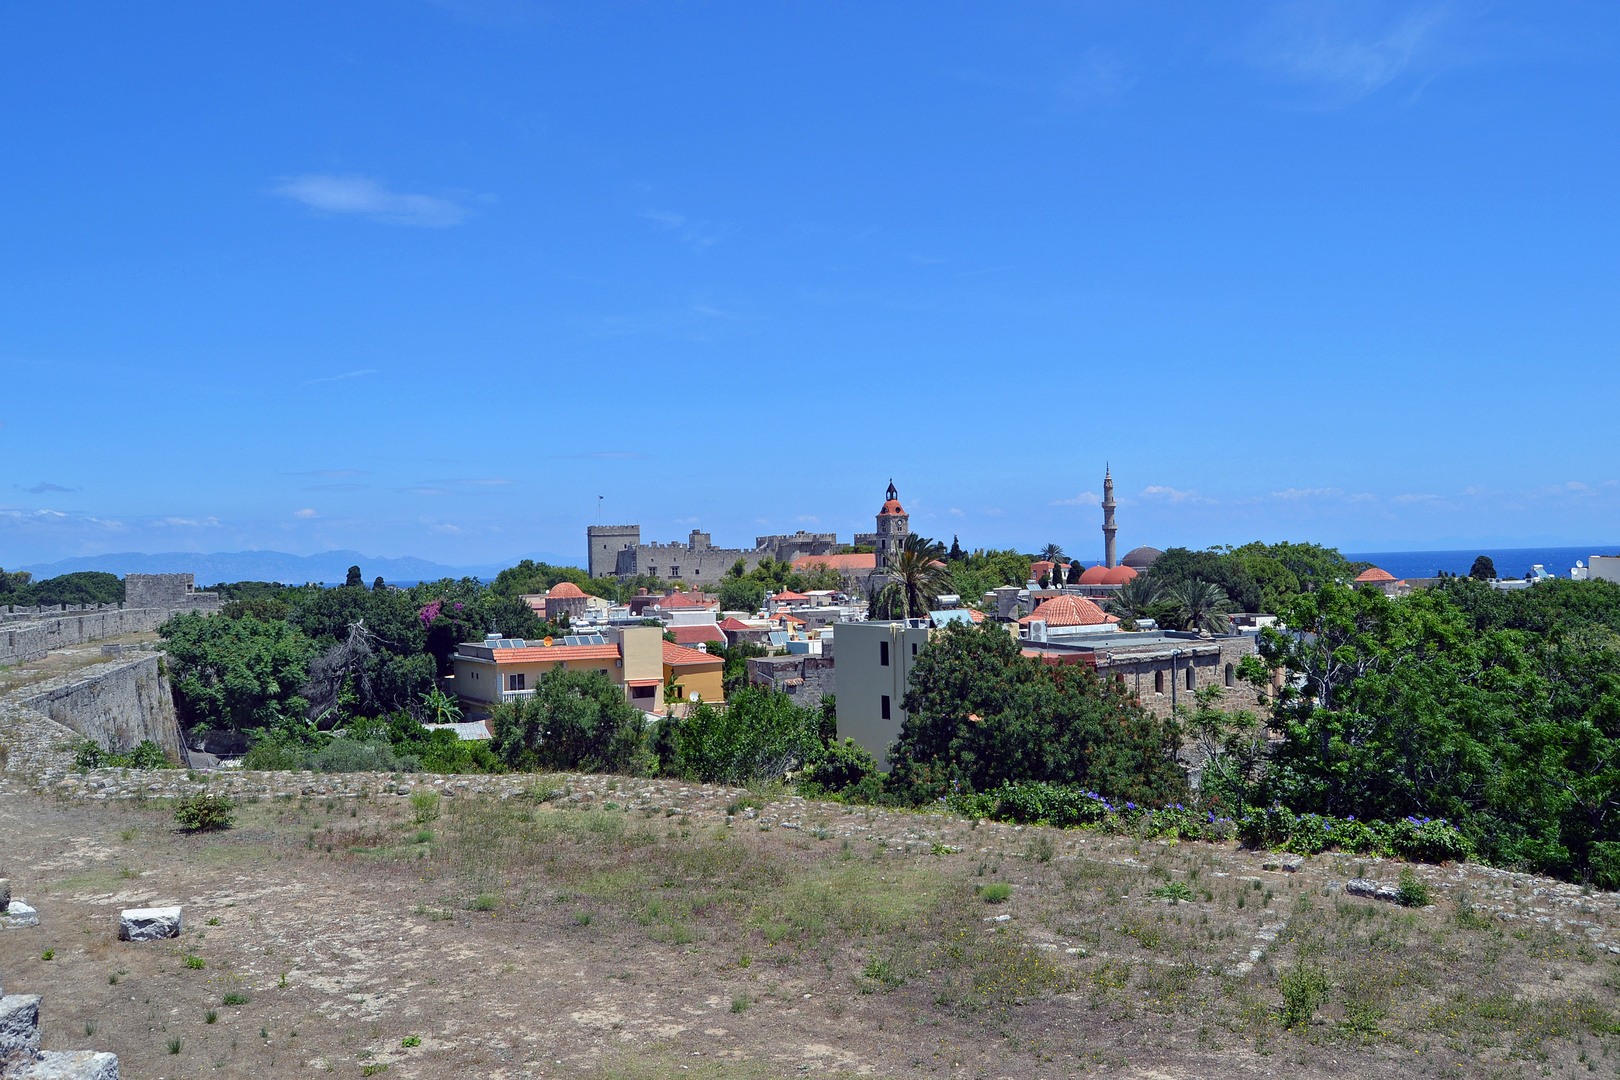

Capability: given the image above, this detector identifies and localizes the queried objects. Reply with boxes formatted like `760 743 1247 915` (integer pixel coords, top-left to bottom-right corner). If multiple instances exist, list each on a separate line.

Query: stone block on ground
1262 855 1303 872
0 994 43 1058
11 1049 120 1079
1345 878 1403 904
118 906 180 942
1 901 38 929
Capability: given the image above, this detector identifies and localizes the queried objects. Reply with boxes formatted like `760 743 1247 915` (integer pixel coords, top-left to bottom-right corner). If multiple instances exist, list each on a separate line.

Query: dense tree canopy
0 570 124 606
887 622 1188 806
159 613 316 733
1255 578 1620 880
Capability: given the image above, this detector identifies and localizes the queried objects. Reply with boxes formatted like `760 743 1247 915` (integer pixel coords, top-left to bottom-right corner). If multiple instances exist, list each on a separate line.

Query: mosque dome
1101 565 1138 585
1121 546 1163 570
1078 565 1111 585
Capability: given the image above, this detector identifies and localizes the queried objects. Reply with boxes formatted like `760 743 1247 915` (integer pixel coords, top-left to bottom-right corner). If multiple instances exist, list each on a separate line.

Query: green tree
1166 579 1233 633
5 571 124 606
489 669 644 773
718 576 765 613
1038 543 1065 564
345 565 364 588
886 533 951 619
660 685 823 782
887 622 1187 805
1470 555 1497 580
1103 576 1163 628
159 613 316 734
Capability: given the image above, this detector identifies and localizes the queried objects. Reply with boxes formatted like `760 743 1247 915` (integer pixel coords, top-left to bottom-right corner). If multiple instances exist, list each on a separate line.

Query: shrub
979 883 1011 904
1386 816 1474 864
1591 841 1620 891
668 686 823 783
993 781 1112 828
490 669 643 774
174 792 236 832
402 1036 421 1048
1278 960 1328 1028
306 739 401 773
183 954 205 969
802 738 876 793
1151 882 1194 903
222 993 250 1006
1396 868 1432 907
241 741 303 771
409 790 441 824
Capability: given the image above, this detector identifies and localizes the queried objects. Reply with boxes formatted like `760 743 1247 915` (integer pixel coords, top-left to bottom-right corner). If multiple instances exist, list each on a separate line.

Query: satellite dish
542 636 553 647
688 691 699 702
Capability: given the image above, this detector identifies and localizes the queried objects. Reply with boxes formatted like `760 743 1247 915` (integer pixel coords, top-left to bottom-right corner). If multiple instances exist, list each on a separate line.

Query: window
506 673 525 691
1225 663 1235 687
1186 665 1195 690
881 694 891 720
631 684 655 700
671 567 681 578
1154 670 1164 694
880 641 889 666
911 642 918 656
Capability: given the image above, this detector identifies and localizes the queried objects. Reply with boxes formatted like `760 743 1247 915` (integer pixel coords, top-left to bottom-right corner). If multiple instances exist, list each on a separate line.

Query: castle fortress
586 526 839 584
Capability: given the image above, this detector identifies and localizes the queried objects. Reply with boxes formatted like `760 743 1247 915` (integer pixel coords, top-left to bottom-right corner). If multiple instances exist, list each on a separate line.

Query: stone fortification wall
0 604 218 666
594 526 842 585
123 572 217 610
14 654 186 763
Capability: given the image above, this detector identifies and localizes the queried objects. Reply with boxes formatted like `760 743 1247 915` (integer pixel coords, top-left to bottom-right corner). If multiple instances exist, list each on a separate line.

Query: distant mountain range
17 549 581 585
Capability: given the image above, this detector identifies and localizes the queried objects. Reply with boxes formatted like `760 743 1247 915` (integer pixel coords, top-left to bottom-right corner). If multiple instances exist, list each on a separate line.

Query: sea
1344 546 1620 581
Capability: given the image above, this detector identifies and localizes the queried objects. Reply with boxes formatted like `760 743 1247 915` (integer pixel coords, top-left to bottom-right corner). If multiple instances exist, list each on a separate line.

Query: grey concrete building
834 619 930 770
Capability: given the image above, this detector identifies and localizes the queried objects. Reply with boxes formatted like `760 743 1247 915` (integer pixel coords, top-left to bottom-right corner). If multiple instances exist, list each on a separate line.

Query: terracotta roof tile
792 553 876 571
546 581 589 599
1018 595 1117 628
772 590 809 601
672 624 727 646
719 617 756 630
663 641 721 666
486 643 620 664
655 592 717 609
1355 567 1397 583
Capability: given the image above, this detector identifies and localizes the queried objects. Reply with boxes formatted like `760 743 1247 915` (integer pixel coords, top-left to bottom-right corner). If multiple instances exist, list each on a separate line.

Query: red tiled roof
772 590 809 601
776 612 806 625
1355 567 1397 583
663 642 721 666
655 592 716 609
878 499 905 516
719 617 756 630
484 644 620 664
672 624 726 646
1018 595 1118 628
546 581 588 599
792 553 877 571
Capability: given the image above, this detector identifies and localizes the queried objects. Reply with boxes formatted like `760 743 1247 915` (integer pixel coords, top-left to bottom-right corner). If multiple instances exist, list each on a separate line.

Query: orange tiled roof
1355 567 1397 583
486 643 620 664
772 590 809 601
879 499 905 515
719 617 756 630
546 581 589 599
1018 595 1118 628
776 612 806 625
672 624 726 646
792 553 877 571
663 642 721 666
655 592 716 608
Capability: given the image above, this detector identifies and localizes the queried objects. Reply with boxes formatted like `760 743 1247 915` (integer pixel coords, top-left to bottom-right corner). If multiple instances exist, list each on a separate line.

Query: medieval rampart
15 652 187 762
0 603 217 666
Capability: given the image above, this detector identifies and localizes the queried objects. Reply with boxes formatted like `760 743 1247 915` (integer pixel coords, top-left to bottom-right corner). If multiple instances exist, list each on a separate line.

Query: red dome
547 581 588 598
878 499 905 515
1101 565 1138 585
1078 565 1110 585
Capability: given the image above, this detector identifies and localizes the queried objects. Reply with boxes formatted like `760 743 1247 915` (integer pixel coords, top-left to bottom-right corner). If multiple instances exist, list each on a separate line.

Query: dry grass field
3 776 1620 1079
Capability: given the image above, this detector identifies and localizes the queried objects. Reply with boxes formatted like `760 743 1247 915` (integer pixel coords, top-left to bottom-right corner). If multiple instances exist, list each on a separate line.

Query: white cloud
1140 485 1214 505
299 369 378 388
1242 2 1461 105
1270 487 1342 500
155 516 221 528
294 508 318 519
275 175 469 227
1055 46 1137 105
1052 492 1100 506
1392 493 1441 504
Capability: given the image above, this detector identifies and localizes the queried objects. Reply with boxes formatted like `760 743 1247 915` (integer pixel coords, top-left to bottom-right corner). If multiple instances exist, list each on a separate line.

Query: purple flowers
418 600 442 627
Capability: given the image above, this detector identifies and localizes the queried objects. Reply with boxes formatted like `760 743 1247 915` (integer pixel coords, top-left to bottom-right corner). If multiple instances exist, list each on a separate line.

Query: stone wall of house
746 654 835 710
1097 635 1261 720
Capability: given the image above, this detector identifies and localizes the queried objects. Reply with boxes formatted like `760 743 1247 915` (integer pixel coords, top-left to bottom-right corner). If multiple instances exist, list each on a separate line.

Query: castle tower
1102 466 1118 569
875 480 909 564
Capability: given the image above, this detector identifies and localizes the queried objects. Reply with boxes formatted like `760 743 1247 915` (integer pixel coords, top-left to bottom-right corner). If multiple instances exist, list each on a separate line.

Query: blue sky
2 1 1617 570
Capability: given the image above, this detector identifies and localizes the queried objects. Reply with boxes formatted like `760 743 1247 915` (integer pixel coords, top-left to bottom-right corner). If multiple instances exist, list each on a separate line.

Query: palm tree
1039 543 1066 564
1103 576 1163 625
1168 578 1233 634
885 533 951 619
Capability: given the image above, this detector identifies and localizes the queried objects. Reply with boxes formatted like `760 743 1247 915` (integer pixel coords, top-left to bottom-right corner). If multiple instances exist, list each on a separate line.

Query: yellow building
450 625 666 712
662 641 725 707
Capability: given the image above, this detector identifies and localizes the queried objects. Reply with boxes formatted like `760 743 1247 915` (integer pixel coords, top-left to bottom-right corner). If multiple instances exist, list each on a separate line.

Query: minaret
1102 465 1118 568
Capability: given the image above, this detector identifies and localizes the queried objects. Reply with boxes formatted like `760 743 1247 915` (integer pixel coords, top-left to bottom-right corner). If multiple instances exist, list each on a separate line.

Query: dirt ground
3 780 1619 1080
